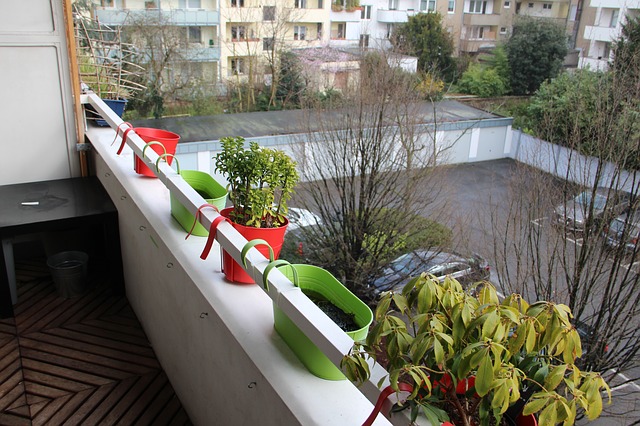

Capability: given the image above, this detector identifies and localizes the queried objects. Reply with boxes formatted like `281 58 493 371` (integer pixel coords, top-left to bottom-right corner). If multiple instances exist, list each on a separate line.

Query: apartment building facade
94 0 221 90
576 0 639 69
91 0 600 93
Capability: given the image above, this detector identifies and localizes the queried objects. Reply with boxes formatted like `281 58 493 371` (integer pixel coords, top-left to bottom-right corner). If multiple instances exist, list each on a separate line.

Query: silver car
554 187 632 232
603 209 640 252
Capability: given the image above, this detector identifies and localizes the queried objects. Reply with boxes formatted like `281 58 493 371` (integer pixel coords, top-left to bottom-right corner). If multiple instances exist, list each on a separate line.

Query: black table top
0 177 116 233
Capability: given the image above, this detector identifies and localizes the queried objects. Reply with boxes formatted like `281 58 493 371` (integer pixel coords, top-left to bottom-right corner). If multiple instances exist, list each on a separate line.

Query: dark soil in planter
304 290 359 332
195 188 214 198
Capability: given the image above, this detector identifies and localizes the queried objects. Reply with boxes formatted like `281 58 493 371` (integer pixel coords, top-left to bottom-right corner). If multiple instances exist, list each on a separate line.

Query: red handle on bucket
362 382 414 426
186 203 220 240
111 122 133 146
117 127 136 155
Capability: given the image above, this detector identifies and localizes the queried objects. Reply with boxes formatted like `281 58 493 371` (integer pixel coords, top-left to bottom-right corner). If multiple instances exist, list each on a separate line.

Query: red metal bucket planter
219 207 289 284
133 127 180 177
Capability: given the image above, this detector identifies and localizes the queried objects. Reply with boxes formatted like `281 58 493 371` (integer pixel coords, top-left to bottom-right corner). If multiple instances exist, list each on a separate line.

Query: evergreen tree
392 13 456 81
505 17 568 95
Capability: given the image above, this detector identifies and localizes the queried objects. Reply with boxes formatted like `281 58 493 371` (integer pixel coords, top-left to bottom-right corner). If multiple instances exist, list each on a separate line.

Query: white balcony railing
81 94 415 426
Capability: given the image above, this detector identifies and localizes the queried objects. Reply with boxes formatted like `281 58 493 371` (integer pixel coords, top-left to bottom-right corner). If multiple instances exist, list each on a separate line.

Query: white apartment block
577 0 640 70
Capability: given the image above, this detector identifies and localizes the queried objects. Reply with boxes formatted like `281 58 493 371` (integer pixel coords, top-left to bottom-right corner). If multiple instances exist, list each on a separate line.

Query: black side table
0 177 124 318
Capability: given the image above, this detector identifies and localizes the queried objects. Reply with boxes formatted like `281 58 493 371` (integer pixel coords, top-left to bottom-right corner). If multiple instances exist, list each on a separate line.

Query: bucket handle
241 239 274 271
186 203 220 240
199 214 231 260
362 383 414 426
111 122 133 146
117 127 137 155
156 153 180 174
262 259 299 291
141 140 167 159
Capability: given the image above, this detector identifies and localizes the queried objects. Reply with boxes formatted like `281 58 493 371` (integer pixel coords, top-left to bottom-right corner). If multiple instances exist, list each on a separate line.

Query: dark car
369 250 490 295
553 187 632 232
603 209 640 253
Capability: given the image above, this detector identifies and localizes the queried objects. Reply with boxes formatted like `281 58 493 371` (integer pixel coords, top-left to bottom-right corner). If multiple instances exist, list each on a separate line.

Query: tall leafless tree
485 48 640 419
291 54 462 303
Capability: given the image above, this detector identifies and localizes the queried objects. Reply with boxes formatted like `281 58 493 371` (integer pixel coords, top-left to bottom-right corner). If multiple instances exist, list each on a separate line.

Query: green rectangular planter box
274 264 373 380
170 170 227 236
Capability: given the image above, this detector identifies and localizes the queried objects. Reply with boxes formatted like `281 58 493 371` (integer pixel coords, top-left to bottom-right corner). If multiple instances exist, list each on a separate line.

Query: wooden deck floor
0 259 192 426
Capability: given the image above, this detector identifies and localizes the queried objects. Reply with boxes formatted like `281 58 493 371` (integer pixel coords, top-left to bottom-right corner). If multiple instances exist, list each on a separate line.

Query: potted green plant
214 136 299 283
74 5 145 125
342 277 611 426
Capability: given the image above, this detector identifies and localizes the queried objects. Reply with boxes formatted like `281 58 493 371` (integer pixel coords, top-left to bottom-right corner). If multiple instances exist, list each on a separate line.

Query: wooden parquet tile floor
0 259 192 426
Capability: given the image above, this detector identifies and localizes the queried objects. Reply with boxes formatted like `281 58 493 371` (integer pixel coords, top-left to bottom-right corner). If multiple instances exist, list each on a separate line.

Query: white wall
0 0 79 185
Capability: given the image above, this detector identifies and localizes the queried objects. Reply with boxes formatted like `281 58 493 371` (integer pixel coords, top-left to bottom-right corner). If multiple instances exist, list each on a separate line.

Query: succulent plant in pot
342 276 611 426
213 136 299 283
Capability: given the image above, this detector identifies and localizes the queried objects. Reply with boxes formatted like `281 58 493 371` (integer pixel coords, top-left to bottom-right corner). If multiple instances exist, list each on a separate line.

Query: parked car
286 207 323 232
553 187 633 232
369 250 491 295
603 209 640 253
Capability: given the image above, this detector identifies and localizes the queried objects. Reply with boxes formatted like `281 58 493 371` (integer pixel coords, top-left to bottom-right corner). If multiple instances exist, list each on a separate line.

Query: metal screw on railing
139 225 146 231
200 312 208 318
167 262 173 268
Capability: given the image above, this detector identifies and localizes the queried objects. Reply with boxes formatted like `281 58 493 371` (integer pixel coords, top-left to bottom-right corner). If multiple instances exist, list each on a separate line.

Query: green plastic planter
170 170 227 236
265 263 373 380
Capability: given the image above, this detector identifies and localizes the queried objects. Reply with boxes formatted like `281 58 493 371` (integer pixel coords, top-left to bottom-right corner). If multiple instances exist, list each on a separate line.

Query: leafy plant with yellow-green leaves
342 276 611 426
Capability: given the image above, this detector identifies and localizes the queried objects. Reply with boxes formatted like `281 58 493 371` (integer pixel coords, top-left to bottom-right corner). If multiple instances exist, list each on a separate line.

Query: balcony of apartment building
93 4 220 26
462 11 501 25
459 26 498 52
589 0 640 8
376 0 423 23
583 7 623 43
291 0 331 21
329 0 363 21
61 96 402 425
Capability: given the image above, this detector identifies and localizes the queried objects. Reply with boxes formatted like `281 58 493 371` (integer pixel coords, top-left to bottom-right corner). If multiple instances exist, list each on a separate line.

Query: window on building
386 23 394 38
185 0 202 8
361 5 372 19
448 0 455 12
230 58 246 75
543 3 552 9
263 37 275 50
471 26 485 39
294 25 307 40
528 2 533 7
610 9 619 27
188 27 202 43
231 25 246 40
503 0 510 7
101 0 115 7
388 0 398 10
500 26 507 34
295 0 307 8
337 23 345 38
428 0 436 10
263 6 276 20
468 0 486 13
231 0 244 7
359 34 370 47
